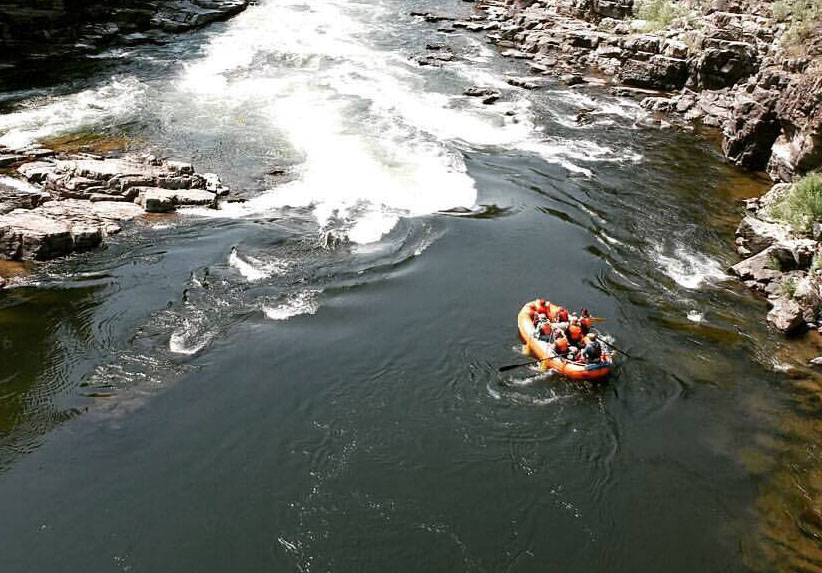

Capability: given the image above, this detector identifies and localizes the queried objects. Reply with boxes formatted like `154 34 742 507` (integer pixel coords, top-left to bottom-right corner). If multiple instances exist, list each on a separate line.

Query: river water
2 0 822 570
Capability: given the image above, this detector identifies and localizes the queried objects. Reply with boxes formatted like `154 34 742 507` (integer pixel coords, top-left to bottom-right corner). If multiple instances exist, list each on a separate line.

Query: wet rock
0 179 50 215
735 215 790 256
729 245 783 285
17 161 57 183
0 153 227 260
0 155 24 168
809 356 822 367
464 86 498 97
641 96 674 112
561 73 586 86
767 296 806 334
136 187 217 212
619 55 688 91
506 77 539 89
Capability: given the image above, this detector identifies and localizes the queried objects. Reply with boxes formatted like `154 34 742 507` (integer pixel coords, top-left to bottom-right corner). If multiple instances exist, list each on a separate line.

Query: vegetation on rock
632 0 690 31
770 172 822 233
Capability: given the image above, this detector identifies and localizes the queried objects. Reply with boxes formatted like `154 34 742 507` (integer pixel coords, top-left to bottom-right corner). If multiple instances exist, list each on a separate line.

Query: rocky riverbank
413 0 821 335
0 0 249 73
0 144 230 275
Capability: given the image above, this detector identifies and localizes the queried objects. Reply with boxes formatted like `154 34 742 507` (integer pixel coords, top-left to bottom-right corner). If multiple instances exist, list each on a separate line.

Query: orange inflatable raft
518 300 613 381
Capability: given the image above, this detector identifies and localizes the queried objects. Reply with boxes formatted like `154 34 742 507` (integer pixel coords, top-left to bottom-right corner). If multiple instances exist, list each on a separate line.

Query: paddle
601 340 633 359
498 358 547 372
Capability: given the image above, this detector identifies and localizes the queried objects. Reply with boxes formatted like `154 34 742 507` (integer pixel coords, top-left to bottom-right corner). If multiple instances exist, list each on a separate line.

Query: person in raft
582 332 603 363
566 316 585 347
550 330 569 356
579 308 593 334
536 315 553 341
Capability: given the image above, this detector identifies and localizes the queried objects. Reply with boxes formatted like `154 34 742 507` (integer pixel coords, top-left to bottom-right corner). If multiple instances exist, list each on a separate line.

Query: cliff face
0 0 249 69
476 0 822 182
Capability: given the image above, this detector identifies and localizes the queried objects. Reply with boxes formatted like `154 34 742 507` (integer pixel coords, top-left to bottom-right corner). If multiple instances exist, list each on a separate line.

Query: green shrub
769 173 822 234
773 0 822 48
633 0 690 30
780 277 798 299
765 254 782 271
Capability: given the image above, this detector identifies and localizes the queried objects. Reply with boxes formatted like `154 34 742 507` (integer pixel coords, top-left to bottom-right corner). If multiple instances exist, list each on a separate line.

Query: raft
518 300 613 381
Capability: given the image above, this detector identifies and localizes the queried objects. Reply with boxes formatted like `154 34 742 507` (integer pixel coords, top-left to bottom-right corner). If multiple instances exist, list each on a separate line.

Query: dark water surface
2 0 822 570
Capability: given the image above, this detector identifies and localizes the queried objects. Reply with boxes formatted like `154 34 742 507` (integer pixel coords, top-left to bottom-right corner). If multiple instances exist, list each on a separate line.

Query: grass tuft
769 173 822 234
780 277 798 299
633 0 690 31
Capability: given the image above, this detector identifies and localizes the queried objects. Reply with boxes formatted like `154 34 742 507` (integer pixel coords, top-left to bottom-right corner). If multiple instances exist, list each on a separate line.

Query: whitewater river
2 0 822 570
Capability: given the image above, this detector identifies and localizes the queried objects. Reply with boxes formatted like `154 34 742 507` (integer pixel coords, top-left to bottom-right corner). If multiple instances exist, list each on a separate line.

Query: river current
2 0 822 570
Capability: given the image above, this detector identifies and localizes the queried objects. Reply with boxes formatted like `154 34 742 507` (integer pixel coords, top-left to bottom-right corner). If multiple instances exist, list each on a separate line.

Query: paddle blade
498 361 533 372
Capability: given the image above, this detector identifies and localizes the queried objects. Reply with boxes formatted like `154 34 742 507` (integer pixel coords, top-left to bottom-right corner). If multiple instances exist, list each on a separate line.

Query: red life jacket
555 338 568 353
580 317 592 333
557 308 569 322
568 324 583 343
540 323 552 335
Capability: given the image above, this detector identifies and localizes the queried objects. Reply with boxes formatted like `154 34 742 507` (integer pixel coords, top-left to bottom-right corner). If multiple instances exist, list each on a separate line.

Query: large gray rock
767 65 822 181
722 88 781 170
729 245 783 286
767 296 806 334
734 214 790 256
136 187 217 212
0 0 249 70
687 45 758 91
0 210 74 260
0 199 142 260
619 55 688 90
0 178 50 215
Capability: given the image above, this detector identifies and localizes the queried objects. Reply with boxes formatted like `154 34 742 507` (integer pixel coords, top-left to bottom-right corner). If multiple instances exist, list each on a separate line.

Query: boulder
136 187 216 212
0 210 74 260
734 215 790 256
767 66 822 181
722 88 781 170
729 245 783 285
0 178 50 215
687 45 758 91
767 296 806 334
592 0 633 20
17 161 57 183
619 55 688 91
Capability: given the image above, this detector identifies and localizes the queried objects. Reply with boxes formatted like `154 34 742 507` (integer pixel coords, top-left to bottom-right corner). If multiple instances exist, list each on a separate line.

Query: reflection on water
0 284 104 471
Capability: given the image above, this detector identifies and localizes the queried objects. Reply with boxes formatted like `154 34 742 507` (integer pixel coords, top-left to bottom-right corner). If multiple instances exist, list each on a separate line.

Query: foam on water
687 310 704 323
654 245 727 289
228 247 286 282
169 325 213 355
0 0 646 245
0 77 147 149
262 290 321 321
173 0 645 239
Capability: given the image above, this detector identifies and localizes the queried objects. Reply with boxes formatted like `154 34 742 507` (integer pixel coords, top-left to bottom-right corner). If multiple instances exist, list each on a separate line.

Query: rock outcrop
0 148 229 265
460 0 821 184
728 182 822 334
0 0 249 72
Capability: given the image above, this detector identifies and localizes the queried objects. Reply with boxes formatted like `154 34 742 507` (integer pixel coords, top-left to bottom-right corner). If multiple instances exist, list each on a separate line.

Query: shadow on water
0 284 106 471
